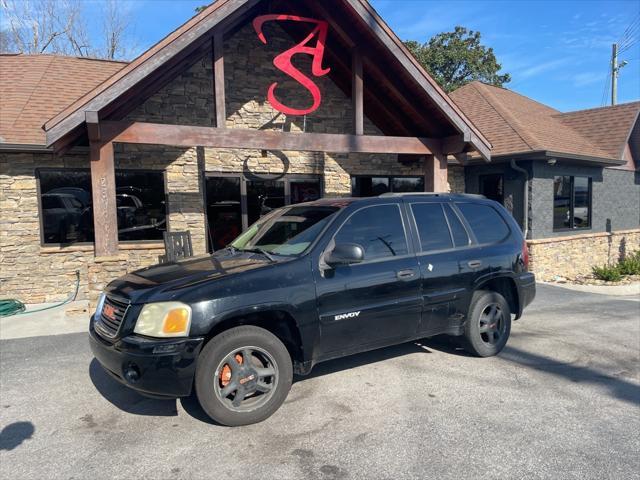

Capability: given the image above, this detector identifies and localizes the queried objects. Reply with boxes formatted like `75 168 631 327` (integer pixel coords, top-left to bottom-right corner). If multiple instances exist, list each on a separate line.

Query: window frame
324 203 413 266
350 175 425 197
36 167 168 248
202 172 323 253
552 175 592 232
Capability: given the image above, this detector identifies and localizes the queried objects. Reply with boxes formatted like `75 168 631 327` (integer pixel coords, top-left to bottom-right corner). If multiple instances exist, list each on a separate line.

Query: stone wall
527 229 640 281
0 152 166 304
201 22 424 195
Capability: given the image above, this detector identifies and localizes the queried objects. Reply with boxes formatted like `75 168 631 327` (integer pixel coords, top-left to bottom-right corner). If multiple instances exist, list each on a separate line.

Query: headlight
95 293 107 318
133 302 192 338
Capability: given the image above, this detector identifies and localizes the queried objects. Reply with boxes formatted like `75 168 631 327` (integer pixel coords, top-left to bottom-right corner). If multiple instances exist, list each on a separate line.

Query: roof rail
379 192 486 199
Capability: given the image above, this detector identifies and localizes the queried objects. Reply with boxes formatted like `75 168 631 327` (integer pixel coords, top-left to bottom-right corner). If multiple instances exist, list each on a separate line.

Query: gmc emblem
103 304 117 321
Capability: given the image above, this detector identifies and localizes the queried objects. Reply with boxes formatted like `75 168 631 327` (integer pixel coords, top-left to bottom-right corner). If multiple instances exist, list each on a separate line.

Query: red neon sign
253 14 331 116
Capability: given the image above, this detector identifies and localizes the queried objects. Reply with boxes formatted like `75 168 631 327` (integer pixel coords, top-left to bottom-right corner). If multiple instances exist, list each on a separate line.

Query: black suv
90 193 535 426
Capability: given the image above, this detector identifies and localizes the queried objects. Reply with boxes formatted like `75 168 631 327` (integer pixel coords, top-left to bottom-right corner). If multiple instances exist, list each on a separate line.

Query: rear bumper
89 318 204 398
515 272 536 318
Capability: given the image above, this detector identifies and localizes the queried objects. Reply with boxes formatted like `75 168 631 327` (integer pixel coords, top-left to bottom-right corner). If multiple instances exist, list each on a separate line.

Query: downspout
510 159 529 239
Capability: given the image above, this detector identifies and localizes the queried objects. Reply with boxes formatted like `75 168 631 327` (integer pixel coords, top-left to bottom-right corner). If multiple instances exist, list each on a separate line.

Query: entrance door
205 174 322 252
479 174 504 204
314 203 422 357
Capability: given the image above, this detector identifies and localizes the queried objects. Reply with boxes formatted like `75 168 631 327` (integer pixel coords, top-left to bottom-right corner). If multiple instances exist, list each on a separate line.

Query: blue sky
98 0 639 112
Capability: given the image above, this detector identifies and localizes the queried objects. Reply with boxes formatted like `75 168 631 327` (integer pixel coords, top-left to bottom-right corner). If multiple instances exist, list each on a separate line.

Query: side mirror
325 243 365 267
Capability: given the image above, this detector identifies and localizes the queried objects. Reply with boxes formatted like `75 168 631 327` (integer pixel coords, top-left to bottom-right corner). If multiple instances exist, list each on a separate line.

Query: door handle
468 260 482 269
396 269 416 280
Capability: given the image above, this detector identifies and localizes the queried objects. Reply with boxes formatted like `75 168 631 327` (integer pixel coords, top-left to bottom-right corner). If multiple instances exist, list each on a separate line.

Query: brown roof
450 81 639 163
557 103 640 160
0 54 125 145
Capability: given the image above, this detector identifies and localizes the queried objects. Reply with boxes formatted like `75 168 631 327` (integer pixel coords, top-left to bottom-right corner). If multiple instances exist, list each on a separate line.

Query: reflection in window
457 203 510 244
411 203 453 252
115 171 167 242
334 205 408 261
351 176 423 197
553 176 591 230
38 169 167 245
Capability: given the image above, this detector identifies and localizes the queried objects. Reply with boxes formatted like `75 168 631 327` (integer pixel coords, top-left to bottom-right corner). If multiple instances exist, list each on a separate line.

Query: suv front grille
95 295 130 339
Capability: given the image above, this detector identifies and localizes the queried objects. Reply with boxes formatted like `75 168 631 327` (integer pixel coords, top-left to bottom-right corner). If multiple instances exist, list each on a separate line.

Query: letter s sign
253 14 331 116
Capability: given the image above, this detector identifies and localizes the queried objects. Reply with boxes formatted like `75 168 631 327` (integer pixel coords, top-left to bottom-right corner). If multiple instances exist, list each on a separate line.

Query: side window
334 205 408 261
456 203 510 244
443 204 470 247
410 203 453 252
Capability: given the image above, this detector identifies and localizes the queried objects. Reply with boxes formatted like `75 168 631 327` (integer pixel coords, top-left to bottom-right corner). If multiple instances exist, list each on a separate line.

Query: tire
195 326 293 426
463 290 511 357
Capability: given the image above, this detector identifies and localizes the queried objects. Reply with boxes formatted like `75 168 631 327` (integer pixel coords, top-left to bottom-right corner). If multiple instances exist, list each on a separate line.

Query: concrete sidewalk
540 281 640 297
0 301 91 340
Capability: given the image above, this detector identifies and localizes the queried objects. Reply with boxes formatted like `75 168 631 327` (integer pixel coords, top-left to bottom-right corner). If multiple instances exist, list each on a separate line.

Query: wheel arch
475 275 520 319
205 306 305 370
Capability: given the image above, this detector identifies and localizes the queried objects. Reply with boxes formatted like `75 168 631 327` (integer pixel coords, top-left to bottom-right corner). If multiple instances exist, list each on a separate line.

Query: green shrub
592 264 623 282
618 251 640 276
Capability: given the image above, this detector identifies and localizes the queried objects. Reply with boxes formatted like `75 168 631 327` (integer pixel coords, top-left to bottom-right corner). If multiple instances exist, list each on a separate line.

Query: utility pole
610 43 628 106
611 43 618 106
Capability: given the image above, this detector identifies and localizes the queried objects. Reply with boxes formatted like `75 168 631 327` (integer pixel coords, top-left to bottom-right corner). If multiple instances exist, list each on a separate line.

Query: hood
104 250 284 304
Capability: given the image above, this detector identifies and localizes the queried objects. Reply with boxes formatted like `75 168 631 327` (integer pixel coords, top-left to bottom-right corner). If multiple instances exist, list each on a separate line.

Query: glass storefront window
38 169 167 245
205 174 322 252
352 175 423 197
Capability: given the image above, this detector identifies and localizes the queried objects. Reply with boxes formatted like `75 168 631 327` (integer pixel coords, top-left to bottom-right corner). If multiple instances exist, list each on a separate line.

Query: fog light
124 363 141 383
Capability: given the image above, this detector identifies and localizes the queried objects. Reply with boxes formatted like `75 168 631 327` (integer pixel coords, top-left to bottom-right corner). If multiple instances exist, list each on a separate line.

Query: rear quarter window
456 203 511 244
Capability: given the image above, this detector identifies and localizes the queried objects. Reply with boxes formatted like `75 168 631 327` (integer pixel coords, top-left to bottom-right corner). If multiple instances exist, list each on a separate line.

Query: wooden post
213 33 226 128
352 49 364 135
424 149 448 192
90 140 119 256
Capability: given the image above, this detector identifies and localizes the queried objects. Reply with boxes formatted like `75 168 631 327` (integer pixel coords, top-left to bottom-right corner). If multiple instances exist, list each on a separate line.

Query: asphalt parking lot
1 284 639 480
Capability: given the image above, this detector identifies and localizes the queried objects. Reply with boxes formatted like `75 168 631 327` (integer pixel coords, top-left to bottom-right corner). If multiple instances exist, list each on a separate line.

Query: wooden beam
424 148 448 192
352 49 364 136
85 111 100 142
89 141 118 256
442 133 470 154
213 33 226 128
101 121 438 155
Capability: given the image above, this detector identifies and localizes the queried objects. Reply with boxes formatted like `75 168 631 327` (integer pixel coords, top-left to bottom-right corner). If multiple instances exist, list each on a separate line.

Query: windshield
230 205 340 256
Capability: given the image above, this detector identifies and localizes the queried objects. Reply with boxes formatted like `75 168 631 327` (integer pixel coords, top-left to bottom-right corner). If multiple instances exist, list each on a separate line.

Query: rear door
314 202 422 357
408 201 473 335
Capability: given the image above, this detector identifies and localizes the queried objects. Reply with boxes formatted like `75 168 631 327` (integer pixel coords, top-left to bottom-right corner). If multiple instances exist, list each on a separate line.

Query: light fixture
547 158 557 165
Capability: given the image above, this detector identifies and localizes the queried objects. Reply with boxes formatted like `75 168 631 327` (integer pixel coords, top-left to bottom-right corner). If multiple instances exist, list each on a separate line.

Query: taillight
522 239 529 271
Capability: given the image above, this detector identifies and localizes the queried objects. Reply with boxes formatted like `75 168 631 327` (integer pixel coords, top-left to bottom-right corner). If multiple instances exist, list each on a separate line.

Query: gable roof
41 0 491 158
450 81 639 165
0 54 125 146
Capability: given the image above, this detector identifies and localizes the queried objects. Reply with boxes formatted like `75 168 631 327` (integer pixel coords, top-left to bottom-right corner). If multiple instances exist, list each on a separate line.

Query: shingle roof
450 81 639 162
0 54 126 145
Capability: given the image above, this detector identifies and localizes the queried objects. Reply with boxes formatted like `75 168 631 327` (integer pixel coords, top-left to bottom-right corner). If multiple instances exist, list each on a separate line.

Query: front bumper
89 318 205 398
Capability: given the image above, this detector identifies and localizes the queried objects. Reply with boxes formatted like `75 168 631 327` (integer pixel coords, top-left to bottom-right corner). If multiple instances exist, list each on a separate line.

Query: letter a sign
253 15 331 116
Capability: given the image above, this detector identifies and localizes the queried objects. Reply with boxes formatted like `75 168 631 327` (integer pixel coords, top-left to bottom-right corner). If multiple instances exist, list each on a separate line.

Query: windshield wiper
238 247 276 262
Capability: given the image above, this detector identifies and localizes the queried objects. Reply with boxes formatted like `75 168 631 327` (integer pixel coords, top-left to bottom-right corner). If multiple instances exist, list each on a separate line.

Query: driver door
314 203 422 358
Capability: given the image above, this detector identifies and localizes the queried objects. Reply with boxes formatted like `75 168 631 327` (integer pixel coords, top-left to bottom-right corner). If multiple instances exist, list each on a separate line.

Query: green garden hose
0 270 81 317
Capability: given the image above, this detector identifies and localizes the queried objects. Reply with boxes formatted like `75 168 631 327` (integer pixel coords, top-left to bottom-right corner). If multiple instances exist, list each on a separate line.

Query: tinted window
411 203 453 252
115 171 167 242
457 203 510 244
334 205 408 261
553 176 591 230
444 204 470 247
351 176 423 197
38 169 167 245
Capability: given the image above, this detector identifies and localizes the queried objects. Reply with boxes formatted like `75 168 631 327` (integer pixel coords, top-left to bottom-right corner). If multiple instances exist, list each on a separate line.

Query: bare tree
100 0 137 60
0 0 136 60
